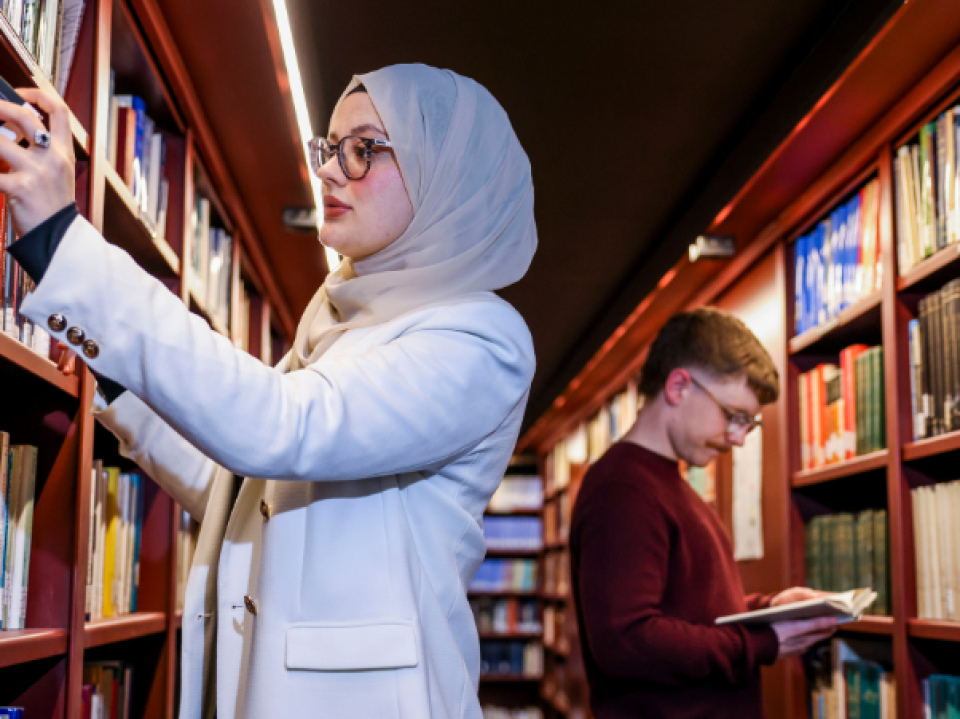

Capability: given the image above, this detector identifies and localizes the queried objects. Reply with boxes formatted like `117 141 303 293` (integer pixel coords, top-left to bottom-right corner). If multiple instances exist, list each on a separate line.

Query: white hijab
289 63 538 369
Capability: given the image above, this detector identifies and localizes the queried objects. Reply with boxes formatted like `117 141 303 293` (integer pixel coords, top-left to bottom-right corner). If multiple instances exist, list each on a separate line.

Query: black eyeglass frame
688 375 763 435
308 135 394 181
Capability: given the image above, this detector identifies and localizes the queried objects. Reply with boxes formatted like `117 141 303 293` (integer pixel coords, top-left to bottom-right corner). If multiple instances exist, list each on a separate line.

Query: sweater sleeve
576 482 779 687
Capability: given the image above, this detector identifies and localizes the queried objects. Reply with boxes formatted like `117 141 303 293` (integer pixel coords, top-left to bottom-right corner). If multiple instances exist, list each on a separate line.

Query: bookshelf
517 2 960 718
0 0 298 717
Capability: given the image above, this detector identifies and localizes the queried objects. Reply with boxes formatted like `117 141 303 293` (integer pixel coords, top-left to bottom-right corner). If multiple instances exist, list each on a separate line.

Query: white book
56 0 85 95
199 199 211 305
94 465 105 620
85 463 98 620
9 446 37 629
716 589 877 626
147 132 162 222
0 431 8 627
2 446 22 628
38 0 59 76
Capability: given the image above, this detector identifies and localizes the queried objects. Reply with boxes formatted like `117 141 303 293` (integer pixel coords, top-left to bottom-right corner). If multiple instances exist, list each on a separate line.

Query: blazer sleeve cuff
6 202 79 283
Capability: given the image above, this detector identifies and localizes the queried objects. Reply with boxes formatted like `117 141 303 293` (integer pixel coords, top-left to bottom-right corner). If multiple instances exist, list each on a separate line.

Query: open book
716 589 878 626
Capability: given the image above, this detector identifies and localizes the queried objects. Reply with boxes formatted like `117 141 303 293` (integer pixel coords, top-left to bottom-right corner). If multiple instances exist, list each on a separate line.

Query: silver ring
33 129 50 148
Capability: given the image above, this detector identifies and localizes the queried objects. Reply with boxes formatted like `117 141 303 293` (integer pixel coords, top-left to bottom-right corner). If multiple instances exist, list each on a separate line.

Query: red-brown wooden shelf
84 612 168 648
791 450 889 487
484 508 544 517
541 591 569 603
902 430 960 461
485 548 542 558
788 290 883 355
544 642 570 657
837 615 895 635
907 618 960 643
897 243 960 292
0 628 69 669
468 590 540 598
0 330 80 397
479 673 543 683
103 163 180 278
543 540 567 551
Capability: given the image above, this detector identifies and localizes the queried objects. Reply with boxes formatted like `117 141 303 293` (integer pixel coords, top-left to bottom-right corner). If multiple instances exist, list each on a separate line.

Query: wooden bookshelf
516 3 960 717
0 0 300 717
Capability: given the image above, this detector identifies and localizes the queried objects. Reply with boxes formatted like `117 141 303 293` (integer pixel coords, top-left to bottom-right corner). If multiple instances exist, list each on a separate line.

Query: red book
840 345 869 459
81 684 93 719
115 106 137 192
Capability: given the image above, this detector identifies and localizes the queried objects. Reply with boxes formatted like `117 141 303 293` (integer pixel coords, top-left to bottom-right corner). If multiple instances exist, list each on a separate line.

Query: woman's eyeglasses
308 136 394 181
688 375 762 435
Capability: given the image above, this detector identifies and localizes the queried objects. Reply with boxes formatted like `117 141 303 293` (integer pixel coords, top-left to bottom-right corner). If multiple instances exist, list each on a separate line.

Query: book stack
0 196 52 358
470 596 541 635
542 550 569 597
923 675 960 715
0 434 37 630
798 345 885 469
479 640 543 678
84 461 145 621
804 510 889 615
1 0 86 89
894 107 960 274
189 190 234 330
794 179 882 336
488 475 543 513
484 516 542 551
481 706 543 719
911 479 960 621
176 508 197 612
470 558 538 593
82 661 133 719
106 82 171 240
543 493 570 545
808 638 895 719
908 280 960 439
542 604 568 653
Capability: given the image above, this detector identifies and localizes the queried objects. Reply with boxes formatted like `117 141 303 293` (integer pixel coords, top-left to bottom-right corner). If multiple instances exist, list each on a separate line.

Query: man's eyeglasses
308 136 394 181
689 375 762 435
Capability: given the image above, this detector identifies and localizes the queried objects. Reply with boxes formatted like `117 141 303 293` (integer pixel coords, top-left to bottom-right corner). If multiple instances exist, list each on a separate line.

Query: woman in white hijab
0 64 537 719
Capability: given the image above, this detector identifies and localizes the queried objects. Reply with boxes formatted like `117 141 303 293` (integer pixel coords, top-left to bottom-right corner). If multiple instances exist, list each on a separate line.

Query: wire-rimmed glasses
688 375 762 435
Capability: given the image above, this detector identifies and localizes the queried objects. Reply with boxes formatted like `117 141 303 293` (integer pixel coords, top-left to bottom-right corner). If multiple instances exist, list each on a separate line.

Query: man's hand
772 617 838 660
770 587 829 607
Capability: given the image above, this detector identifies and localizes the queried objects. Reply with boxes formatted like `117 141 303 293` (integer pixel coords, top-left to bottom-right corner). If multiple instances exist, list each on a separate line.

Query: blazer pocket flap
285 622 419 671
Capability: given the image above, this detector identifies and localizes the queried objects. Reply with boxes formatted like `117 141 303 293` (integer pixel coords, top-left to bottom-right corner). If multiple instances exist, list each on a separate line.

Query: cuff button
82 339 100 359
48 314 67 332
66 327 85 346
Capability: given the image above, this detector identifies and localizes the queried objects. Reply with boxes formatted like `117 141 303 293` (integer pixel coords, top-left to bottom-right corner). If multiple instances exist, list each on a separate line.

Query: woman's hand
0 86 74 236
770 587 829 607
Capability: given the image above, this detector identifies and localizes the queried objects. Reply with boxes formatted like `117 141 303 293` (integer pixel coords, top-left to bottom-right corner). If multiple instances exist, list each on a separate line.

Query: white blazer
20 217 536 719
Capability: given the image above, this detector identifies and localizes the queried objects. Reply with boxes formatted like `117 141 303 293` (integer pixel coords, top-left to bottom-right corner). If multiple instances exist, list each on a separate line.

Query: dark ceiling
158 0 903 431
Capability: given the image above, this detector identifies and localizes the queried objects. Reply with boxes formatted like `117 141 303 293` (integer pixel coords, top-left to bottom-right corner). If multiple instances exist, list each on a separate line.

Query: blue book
795 235 806 335
0 708 24 718
846 193 863 307
130 474 144 612
0 450 12 631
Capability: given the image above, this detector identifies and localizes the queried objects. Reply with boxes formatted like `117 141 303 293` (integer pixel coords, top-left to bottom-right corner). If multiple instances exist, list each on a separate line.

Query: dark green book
875 347 886 450
873 510 889 616
856 510 875 613
821 514 836 592
806 516 823 591
859 661 882 719
845 660 862 719
856 351 866 455
836 513 857 592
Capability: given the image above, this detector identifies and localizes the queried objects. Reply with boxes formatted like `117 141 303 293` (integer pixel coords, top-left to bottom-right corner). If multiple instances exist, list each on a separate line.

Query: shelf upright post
878 143 921 719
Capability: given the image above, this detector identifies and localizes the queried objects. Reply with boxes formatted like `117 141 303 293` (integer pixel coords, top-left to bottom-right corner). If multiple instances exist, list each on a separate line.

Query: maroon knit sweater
569 442 780 719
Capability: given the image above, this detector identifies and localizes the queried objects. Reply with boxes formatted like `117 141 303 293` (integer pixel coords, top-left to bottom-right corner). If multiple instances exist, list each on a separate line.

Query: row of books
106 81 171 241
175 508 197 612
488 475 543 512
82 661 133 719
543 493 570 546
470 596 541 635
0 435 36 630
804 510 890 615
2 0 85 91
189 190 233 331
798 345 886 469
543 550 569 597
0 197 53 359
470 558 538 593
794 179 882 336
894 106 960 274
908 279 960 439
479 640 543 678
543 604 568 653
481 707 543 719
912 479 960 621
484 516 542 551
586 381 639 463
85 462 145 621
808 638 894 719
924 675 960 715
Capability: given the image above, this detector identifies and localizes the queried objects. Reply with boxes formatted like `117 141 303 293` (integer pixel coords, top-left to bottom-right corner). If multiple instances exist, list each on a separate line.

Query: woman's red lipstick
324 196 351 219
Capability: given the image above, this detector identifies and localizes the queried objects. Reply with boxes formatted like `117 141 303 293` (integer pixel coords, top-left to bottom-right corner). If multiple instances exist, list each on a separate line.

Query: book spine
14 446 37 629
875 346 886 450
0 434 7 631
856 510 875 613
874 510 889 616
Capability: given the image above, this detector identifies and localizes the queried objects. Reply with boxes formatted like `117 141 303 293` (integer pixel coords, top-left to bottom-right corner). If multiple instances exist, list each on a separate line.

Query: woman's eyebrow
329 123 387 143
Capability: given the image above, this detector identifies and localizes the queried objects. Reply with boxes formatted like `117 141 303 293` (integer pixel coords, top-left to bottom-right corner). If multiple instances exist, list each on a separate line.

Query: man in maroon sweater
570 308 836 719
